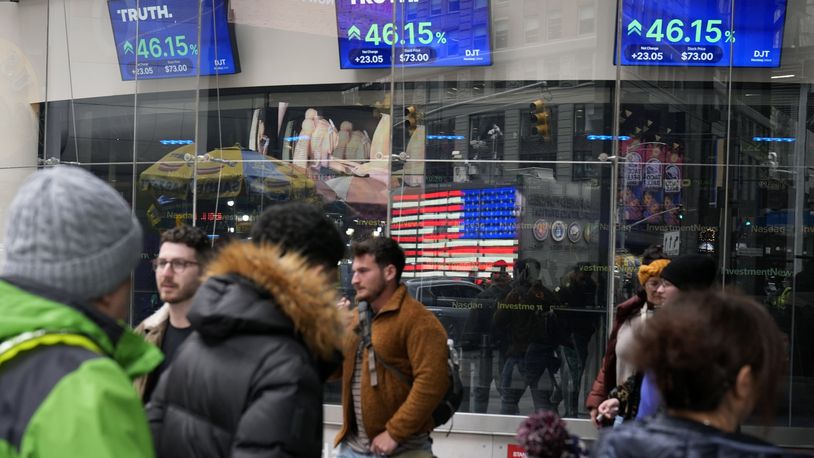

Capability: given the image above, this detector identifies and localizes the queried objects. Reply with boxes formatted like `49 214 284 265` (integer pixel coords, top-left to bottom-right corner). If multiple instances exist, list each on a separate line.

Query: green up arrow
348 25 361 40
123 41 134 54
627 20 642 36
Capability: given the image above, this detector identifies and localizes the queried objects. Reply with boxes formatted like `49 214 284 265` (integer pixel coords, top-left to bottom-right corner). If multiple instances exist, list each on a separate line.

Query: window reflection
19 0 814 433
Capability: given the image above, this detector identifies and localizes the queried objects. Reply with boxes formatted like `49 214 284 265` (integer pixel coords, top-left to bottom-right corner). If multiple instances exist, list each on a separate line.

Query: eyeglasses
152 259 199 273
645 279 665 288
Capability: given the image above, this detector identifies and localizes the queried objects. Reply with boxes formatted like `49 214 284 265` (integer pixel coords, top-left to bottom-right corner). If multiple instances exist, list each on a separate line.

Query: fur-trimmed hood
187 242 345 361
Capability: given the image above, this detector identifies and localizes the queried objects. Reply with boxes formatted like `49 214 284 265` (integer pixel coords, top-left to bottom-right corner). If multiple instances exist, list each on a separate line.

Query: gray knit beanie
2 166 143 301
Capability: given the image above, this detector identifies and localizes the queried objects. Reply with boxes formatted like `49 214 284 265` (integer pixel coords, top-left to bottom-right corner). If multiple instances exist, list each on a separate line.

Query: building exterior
1 0 813 452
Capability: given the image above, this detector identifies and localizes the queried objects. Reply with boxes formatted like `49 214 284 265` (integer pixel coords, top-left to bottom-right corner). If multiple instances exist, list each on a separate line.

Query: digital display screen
108 0 240 80
617 0 787 67
335 0 492 69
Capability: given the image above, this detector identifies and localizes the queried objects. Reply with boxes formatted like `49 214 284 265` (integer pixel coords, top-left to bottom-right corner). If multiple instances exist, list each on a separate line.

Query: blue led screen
461 187 517 240
108 0 240 80
335 0 492 69
617 0 787 67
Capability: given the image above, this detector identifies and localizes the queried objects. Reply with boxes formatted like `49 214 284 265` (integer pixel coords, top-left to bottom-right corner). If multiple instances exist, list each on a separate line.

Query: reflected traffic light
530 99 550 140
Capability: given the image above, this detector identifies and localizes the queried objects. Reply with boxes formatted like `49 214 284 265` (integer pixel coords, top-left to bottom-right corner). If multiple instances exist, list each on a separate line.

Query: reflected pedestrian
463 259 512 413
557 263 598 418
495 259 560 415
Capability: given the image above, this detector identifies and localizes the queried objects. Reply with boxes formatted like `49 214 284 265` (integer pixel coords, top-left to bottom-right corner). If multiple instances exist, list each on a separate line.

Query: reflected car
404 277 484 345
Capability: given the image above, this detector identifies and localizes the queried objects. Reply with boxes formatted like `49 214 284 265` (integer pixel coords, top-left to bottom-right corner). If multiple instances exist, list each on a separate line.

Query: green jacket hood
0 279 162 379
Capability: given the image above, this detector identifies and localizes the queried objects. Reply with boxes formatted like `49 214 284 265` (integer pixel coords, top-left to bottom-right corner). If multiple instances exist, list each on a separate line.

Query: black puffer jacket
147 243 345 458
593 414 807 458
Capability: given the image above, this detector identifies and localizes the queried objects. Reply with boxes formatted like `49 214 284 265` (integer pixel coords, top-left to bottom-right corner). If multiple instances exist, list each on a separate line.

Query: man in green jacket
0 166 163 458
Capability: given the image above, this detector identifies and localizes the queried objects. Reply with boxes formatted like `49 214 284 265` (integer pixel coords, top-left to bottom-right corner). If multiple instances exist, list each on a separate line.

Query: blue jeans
335 443 385 458
335 441 433 458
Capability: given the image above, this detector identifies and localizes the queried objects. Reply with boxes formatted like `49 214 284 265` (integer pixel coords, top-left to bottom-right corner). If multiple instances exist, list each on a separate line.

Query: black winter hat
660 255 717 291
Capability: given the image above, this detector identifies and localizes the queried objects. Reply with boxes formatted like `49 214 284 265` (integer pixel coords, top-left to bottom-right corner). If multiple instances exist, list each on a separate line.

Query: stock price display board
108 0 239 80
617 0 787 67
335 0 492 69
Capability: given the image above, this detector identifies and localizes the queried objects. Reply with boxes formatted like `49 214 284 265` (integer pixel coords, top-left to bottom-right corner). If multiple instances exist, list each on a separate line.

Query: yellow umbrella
140 145 317 202
139 145 246 199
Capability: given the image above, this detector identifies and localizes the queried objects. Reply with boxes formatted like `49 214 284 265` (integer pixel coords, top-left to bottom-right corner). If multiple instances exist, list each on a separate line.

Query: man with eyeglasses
135 225 210 402
148 203 346 458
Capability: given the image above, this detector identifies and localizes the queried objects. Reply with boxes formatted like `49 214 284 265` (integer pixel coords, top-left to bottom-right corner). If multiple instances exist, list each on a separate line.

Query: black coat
593 414 806 458
147 243 345 458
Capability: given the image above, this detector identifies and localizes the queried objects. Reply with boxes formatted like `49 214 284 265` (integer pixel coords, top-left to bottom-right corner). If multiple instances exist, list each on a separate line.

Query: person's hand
597 398 620 425
336 297 353 329
590 407 600 428
370 430 398 456
337 296 351 310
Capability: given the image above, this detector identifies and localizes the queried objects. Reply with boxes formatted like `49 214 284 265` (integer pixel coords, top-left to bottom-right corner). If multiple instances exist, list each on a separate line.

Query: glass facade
2 0 813 441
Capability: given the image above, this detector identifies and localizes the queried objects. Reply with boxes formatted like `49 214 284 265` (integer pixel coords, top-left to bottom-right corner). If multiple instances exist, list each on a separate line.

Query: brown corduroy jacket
334 285 449 446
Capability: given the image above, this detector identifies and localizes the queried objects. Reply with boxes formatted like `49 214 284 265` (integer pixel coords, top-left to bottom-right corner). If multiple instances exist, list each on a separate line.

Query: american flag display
391 187 520 278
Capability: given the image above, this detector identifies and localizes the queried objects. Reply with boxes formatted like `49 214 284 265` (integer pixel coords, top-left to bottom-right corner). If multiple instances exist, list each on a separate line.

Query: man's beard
160 283 196 305
356 275 387 303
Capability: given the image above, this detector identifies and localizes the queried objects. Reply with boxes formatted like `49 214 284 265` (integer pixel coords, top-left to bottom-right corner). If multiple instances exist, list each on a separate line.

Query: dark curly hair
632 289 786 423
160 225 211 264
351 237 406 283
249 202 345 269
517 410 569 457
516 410 587 458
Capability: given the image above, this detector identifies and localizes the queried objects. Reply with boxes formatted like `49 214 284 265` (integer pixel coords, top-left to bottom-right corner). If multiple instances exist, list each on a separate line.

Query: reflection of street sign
663 230 680 256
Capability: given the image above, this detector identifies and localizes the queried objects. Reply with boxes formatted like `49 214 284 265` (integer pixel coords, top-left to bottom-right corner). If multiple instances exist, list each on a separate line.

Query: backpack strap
378 357 413 386
358 301 379 387
358 301 413 388
0 330 103 370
